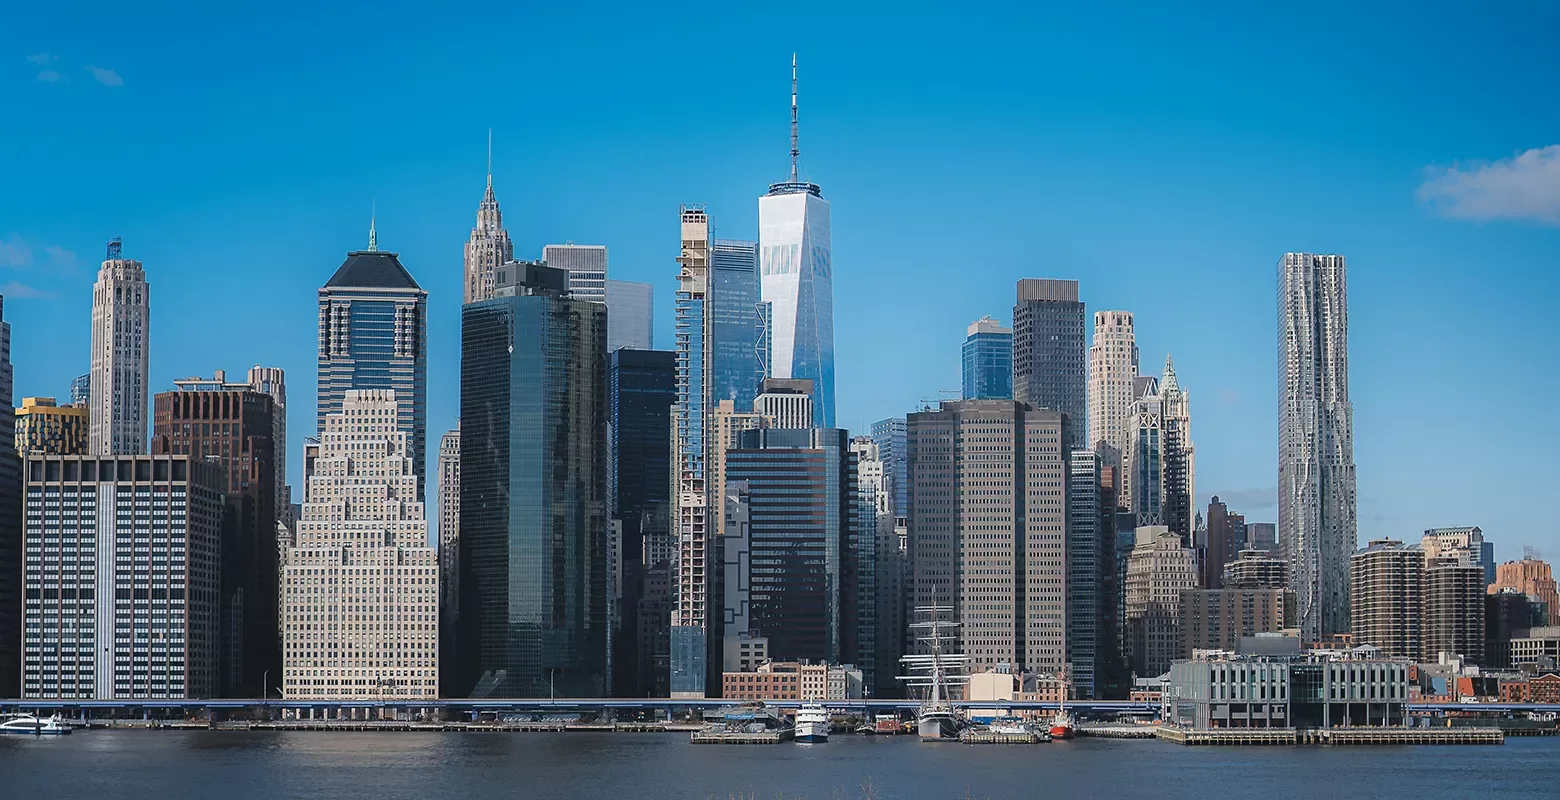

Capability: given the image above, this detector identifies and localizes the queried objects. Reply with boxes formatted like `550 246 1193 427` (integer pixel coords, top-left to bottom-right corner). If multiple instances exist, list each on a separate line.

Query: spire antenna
789 53 799 183
368 200 378 252
487 128 493 188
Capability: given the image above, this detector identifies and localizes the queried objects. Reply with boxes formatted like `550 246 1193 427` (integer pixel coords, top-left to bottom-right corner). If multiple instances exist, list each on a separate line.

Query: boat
0 714 73 736
794 703 830 743
1049 692 1076 740
898 604 970 742
988 718 1037 736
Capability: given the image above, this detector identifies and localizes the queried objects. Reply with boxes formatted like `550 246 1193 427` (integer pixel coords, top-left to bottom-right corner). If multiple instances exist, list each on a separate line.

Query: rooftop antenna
487 128 493 188
106 237 122 260
789 53 799 183
368 201 378 252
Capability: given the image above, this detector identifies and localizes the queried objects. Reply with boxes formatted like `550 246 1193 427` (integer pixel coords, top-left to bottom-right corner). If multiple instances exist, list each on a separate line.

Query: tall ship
898 604 970 742
794 703 830 743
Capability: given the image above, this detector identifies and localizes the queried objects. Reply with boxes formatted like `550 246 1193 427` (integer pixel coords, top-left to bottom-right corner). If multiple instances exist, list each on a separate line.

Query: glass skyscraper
454 261 608 698
869 417 908 517
1012 278 1086 449
711 239 762 412
316 241 428 500
962 316 1013 400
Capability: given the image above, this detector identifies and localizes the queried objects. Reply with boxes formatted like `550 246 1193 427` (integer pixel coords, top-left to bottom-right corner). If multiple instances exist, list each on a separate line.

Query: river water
3 730 1556 799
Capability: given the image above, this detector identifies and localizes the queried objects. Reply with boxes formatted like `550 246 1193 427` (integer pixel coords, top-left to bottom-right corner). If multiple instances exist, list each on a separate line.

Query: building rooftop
324 251 421 291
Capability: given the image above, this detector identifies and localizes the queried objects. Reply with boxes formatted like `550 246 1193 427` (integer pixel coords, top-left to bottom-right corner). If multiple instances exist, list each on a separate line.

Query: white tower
464 131 514 303
89 238 150 454
1087 310 1138 454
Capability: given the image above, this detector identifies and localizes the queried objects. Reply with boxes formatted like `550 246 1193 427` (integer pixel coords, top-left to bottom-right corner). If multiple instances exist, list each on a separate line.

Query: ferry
0 714 73 736
794 703 830 743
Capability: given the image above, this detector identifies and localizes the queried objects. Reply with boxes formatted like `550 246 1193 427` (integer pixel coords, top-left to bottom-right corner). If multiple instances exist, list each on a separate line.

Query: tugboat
794 703 830 743
1049 690 1076 740
898 604 970 742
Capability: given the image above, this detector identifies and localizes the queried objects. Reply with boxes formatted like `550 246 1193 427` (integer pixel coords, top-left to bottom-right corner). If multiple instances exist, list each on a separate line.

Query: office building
709 400 770 544
282 390 437 700
870 417 908 516
725 427 859 668
758 58 835 429
1225 549 1290 590
1087 310 1138 453
0 298 16 697
437 426 460 648
544 244 608 302
1349 539 1424 660
1166 651 1409 730
1246 522 1278 554
463 158 514 303
1123 375 1162 527
1485 589 1536 668
608 349 675 697
1158 357 1194 541
710 239 763 413
671 206 715 698
1421 527 1492 586
1423 557 1486 663
456 261 607 698
1012 278 1086 450
15 397 89 456
89 238 151 455
1490 557 1560 626
962 316 1012 400
754 377 813 429
317 229 428 500
23 455 224 699
722 660 864 701
1068 450 1111 698
605 279 654 352
854 436 902 696
908 400 1068 675
1202 496 1246 590
152 380 281 697
1124 527 1197 678
70 374 90 407
1511 627 1560 669
1278 253 1357 640
1180 588 1291 656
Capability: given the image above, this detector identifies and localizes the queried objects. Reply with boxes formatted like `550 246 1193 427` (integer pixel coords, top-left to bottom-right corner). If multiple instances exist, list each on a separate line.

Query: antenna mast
789 53 799 183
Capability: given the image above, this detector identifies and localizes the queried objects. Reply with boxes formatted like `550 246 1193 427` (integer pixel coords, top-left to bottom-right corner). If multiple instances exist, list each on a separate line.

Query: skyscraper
608 348 675 697
870 417 908 517
1123 376 1162 527
152 380 281 697
754 377 814 429
854 436 901 696
1203 496 1247 589
1159 356 1195 542
456 261 608 698
1088 310 1138 453
69 373 90 407
317 228 428 500
543 244 609 302
437 426 460 659
1278 252 1356 640
1012 278 1086 449
1350 539 1424 660
962 316 1013 401
671 206 714 698
282 390 438 700
0 297 17 697
908 400 1067 675
1489 557 1560 626
605 279 654 352
1068 450 1106 698
463 147 514 304
1124 526 1197 677
758 57 835 428
711 239 763 411
89 238 150 455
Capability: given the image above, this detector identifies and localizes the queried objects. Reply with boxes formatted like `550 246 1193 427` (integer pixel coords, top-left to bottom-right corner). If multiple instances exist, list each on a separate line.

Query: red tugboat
1049 683 1076 740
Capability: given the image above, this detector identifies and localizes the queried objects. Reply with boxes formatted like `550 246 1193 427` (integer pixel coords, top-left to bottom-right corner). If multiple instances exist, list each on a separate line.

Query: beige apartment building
283 389 437 700
1124 526 1197 677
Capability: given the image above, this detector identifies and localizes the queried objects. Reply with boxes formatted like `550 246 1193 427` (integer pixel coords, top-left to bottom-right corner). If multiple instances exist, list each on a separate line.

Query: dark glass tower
0 296 18 698
454 261 608 698
962 316 1013 400
608 348 675 697
1012 278 1086 449
726 428 858 665
711 240 762 411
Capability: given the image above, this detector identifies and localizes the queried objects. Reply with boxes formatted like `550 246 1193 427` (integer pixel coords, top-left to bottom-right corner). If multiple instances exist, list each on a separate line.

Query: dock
958 729 1047 744
1076 724 1157 739
1155 726 1504 746
689 728 793 744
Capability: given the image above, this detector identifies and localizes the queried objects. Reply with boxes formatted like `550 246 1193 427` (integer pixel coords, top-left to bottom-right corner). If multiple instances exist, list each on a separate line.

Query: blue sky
4 2 1559 559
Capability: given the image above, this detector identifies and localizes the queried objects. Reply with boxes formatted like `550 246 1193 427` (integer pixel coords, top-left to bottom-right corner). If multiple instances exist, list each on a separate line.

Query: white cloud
26 53 57 66
86 66 124 87
0 281 53 299
36 69 62 83
1418 144 1560 226
0 235 34 269
44 245 77 270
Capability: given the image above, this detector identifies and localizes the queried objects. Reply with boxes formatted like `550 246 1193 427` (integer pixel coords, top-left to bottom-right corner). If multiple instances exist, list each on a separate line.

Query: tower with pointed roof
1159 354 1195 543
464 133 514 303
318 226 429 500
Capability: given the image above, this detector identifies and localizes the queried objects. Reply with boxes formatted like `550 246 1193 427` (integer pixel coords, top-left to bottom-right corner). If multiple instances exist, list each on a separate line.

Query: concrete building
1224 549 1291 590
455 261 607 698
463 161 514 304
1202 496 1246 590
1124 526 1197 677
1490 558 1559 626
1158 357 1195 542
1278 253 1357 640
753 377 813 429
89 238 151 455
1180 588 1291 656
0 298 16 697
152 381 281 697
854 436 902 697
1246 522 1278 555
758 58 835 429
169 368 289 521
1423 558 1486 663
317 230 428 501
1166 651 1409 729
23 455 224 699
1511 627 1560 669
15 397 89 456
1422 527 1493 586
543 244 608 302
721 660 864 702
605 279 653 352
1485 589 1536 668
671 206 715 698
1087 310 1138 454
436 426 460 659
1012 279 1086 450
1350 539 1424 660
962 316 1012 401
282 390 437 701
908 400 1068 675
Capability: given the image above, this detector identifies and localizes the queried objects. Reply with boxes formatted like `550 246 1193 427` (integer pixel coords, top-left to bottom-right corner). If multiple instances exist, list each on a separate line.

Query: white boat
0 714 73 735
794 703 830 743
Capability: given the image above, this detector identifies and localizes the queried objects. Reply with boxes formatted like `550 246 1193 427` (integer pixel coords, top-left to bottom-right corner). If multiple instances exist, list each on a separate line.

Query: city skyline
5 4 1560 557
